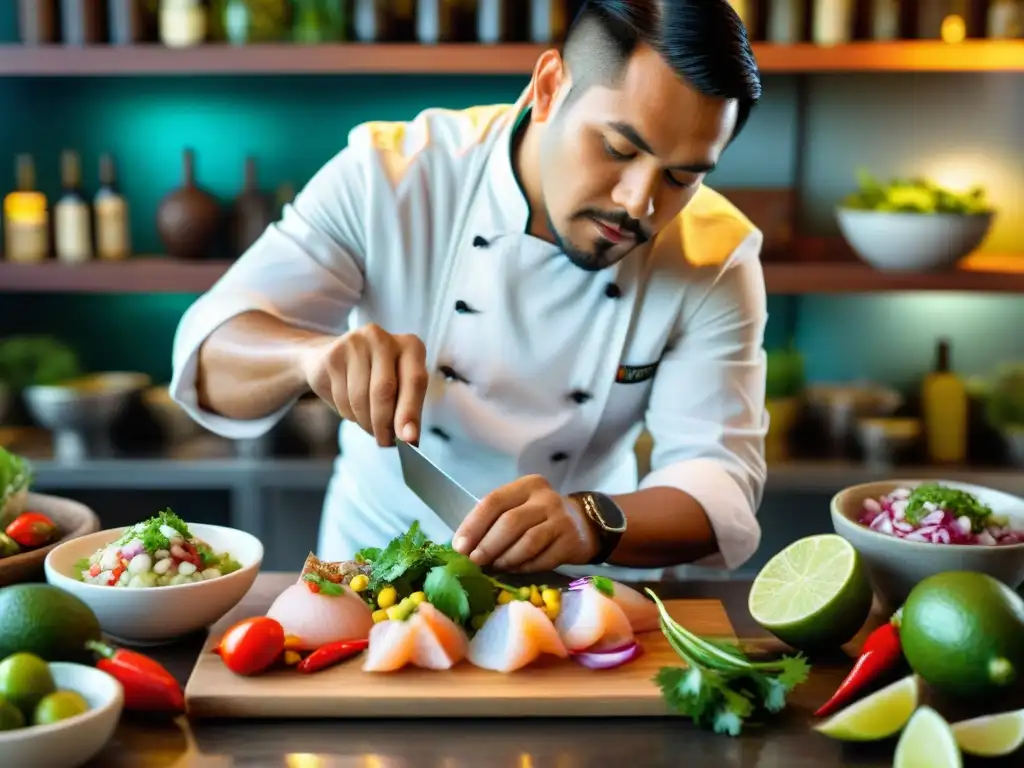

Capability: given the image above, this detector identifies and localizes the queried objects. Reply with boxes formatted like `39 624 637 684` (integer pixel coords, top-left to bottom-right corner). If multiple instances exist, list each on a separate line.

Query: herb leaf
423 563 472 624
904 483 992 529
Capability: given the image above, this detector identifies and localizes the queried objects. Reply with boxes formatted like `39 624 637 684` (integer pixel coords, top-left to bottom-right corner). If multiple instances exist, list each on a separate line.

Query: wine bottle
94 153 132 261
2 155 49 264
54 150 94 264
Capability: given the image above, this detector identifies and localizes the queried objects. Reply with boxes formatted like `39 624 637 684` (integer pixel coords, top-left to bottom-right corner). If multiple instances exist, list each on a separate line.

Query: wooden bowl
0 493 100 586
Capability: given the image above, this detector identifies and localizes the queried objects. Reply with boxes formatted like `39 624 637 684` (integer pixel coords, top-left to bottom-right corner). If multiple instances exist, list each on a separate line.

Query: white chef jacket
169 87 769 581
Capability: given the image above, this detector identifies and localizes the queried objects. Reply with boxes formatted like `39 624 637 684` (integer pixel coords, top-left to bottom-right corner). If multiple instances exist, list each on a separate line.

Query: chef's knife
396 438 479 531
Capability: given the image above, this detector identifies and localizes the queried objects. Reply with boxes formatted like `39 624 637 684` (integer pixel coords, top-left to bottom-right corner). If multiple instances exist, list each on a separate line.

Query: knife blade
396 438 480 531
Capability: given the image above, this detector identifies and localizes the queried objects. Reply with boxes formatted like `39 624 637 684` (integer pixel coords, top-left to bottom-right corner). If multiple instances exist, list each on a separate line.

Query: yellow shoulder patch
678 185 760 267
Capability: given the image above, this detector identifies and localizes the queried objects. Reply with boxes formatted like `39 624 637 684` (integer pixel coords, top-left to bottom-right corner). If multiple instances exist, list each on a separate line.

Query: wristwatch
567 491 627 565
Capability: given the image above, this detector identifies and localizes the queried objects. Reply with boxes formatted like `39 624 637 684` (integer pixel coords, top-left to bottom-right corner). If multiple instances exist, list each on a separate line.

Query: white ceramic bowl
831 479 1024 614
43 523 263 646
0 662 123 768
836 208 994 272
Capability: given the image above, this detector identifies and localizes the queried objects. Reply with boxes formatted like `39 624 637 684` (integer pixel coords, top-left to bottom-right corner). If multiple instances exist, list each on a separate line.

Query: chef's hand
301 324 429 447
452 475 599 573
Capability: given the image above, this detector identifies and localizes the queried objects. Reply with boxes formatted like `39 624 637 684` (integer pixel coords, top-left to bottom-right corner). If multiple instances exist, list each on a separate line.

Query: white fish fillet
467 600 569 673
555 584 635 652
265 581 374 651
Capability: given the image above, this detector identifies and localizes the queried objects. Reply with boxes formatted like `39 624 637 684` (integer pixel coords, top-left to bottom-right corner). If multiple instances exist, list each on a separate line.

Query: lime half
814 674 918 741
952 709 1024 757
894 707 962 768
748 533 873 650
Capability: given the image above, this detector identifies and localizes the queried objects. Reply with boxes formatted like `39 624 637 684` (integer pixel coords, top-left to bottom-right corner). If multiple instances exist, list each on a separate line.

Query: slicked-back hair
561 0 762 141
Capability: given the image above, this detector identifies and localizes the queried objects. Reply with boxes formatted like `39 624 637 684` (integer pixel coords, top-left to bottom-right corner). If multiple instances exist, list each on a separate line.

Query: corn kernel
409 591 426 605
372 608 389 623
529 585 543 607
470 614 489 630
284 634 304 650
377 585 398 609
283 650 302 666
497 590 514 605
544 604 559 621
518 586 531 599
386 603 407 621
541 588 560 608
349 574 369 592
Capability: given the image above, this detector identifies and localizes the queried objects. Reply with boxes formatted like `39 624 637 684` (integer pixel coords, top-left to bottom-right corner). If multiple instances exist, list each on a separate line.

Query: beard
545 208 650 272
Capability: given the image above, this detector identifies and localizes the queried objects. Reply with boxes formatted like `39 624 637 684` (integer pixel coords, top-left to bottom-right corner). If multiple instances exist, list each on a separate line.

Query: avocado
0 584 102 663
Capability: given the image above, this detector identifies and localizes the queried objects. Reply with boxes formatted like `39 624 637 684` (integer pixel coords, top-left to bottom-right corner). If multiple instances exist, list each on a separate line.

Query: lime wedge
894 707 962 768
814 674 918 741
951 709 1024 757
748 533 873 650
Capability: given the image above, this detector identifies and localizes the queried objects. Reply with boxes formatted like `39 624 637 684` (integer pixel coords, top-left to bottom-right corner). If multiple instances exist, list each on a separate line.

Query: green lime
814 674 919 741
0 696 25 730
952 709 1024 757
748 534 873 650
0 584 102 663
32 690 90 726
0 652 56 716
893 706 962 768
899 571 1024 699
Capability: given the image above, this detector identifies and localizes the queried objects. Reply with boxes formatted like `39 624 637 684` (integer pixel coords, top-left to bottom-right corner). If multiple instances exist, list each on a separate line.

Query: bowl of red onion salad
831 480 1024 613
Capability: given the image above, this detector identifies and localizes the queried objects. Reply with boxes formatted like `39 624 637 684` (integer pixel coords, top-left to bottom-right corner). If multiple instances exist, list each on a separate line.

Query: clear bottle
871 0 900 39
94 153 131 261
987 0 1023 38
767 0 805 43
54 150 94 264
2 155 49 264
159 0 207 47
529 0 567 43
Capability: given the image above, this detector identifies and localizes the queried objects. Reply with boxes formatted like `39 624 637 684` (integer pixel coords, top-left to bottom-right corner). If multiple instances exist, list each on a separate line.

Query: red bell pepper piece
296 639 369 674
86 640 185 712
5 511 57 548
815 615 903 717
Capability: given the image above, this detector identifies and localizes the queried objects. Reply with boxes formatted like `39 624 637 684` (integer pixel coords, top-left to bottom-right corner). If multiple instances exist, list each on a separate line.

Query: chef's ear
530 50 569 124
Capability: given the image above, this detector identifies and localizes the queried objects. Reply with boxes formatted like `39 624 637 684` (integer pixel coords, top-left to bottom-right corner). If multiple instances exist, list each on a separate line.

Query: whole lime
0 696 25 730
33 690 90 725
0 652 56 716
900 571 1024 699
0 583 102 663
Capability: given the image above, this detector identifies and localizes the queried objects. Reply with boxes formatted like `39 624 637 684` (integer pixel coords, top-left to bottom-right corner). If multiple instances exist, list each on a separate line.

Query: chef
169 0 767 582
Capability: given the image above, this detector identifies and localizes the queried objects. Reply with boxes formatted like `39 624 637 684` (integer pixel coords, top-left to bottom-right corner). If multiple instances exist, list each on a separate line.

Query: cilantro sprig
354 522 498 627
115 508 192 552
646 588 810 736
904 483 993 530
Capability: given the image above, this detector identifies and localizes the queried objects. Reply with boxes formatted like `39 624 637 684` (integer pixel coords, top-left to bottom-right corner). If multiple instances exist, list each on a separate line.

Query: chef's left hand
451 475 598 572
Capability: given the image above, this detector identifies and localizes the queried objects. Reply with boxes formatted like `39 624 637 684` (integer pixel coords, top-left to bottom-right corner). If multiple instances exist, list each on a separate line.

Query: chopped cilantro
904 483 992 529
115 508 193 552
302 572 345 596
591 575 615 597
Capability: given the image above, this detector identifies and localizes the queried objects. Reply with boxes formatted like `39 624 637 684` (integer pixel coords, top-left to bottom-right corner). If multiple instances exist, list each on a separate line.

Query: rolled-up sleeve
169 142 371 440
639 231 769 570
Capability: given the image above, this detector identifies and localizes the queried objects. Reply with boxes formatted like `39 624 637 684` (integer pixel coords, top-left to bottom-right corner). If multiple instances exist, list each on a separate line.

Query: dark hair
562 0 762 140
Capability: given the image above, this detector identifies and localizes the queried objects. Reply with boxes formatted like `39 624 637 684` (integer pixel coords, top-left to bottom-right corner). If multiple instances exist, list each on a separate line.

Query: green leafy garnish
355 522 498 627
0 446 32 526
591 575 615 597
115 508 193 552
904 483 993 530
302 572 345 596
646 588 810 736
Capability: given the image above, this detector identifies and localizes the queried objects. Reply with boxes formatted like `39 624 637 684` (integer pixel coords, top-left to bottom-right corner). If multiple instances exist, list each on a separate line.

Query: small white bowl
0 662 123 768
836 208 994 272
44 523 263 646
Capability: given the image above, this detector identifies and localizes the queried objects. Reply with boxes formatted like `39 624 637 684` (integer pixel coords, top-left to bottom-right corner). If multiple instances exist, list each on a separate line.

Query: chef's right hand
300 324 429 448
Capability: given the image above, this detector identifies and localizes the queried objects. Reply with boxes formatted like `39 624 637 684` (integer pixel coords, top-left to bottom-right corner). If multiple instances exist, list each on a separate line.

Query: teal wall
0 12 1021 391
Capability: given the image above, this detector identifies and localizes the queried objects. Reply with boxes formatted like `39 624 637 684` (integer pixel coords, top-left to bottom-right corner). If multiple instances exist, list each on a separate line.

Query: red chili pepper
815 617 903 717
296 639 369 674
86 640 184 712
5 511 57 548
215 617 286 676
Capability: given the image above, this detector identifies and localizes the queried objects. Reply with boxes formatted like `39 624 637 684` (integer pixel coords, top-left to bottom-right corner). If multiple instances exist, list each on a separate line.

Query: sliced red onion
571 640 642 670
568 577 590 590
859 489 1024 546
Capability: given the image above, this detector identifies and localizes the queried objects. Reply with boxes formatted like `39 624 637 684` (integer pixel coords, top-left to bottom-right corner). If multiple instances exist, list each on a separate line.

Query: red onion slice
570 640 642 670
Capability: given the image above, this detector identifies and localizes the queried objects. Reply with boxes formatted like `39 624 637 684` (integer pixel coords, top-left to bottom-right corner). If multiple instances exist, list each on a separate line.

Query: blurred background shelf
3 250 1022 295
0 41 1022 76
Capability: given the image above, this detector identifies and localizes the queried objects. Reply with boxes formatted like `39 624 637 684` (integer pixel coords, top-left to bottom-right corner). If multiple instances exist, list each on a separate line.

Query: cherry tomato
5 511 57 548
215 617 286 676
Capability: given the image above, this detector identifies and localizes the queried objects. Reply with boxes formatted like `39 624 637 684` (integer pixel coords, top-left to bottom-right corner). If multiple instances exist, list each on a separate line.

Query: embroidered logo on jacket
616 362 659 384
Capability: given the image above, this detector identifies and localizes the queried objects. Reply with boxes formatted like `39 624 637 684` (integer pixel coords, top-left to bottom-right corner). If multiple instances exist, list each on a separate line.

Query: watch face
592 493 627 533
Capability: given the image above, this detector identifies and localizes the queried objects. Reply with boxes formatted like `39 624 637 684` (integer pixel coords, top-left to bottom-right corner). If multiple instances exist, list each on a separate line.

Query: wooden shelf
0 41 1021 76
1 252 1022 295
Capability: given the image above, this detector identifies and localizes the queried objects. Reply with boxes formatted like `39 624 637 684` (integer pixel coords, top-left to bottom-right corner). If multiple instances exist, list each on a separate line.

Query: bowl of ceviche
831 480 1024 613
43 509 263 646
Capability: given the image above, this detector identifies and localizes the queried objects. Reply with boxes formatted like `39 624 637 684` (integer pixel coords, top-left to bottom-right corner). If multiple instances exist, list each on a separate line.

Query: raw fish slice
414 602 469 664
555 584 635 652
410 615 459 670
362 619 417 672
265 582 374 651
605 580 660 634
467 601 569 673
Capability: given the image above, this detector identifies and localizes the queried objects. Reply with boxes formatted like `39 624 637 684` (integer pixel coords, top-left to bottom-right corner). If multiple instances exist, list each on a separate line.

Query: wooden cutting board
185 595 736 719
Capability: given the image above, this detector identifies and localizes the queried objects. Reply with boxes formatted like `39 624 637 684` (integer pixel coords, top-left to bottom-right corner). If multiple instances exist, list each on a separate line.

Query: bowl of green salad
832 480 1024 614
43 509 263 645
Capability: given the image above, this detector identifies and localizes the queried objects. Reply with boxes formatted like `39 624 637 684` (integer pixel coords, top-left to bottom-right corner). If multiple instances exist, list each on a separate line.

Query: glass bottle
3 156 49 264
988 0 1023 38
94 154 132 261
767 0 805 43
812 0 854 45
54 150 94 264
